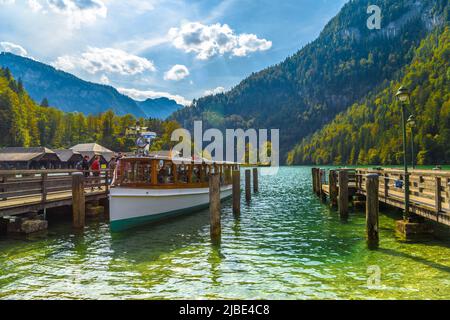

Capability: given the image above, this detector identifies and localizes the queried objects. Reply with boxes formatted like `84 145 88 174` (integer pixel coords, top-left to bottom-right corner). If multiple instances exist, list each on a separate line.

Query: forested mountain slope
0 68 180 151
0 53 183 119
172 0 448 161
287 27 450 166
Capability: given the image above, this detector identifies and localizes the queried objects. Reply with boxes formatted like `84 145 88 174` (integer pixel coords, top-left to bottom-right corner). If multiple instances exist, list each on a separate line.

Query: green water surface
0 167 449 299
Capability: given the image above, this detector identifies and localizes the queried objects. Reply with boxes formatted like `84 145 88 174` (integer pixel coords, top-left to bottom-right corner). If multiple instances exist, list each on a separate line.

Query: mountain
137 97 182 120
172 0 449 162
0 52 183 119
0 67 181 151
287 26 450 166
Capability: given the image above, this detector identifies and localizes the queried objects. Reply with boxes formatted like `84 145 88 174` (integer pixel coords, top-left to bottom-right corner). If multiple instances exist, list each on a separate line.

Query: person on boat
91 155 102 191
109 157 117 171
158 166 167 184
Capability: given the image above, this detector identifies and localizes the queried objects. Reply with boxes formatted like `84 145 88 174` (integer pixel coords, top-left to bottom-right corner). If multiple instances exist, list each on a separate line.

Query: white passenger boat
109 155 238 231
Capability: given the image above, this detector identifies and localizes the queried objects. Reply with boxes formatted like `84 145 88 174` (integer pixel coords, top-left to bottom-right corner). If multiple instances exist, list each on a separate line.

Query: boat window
158 161 174 184
116 159 152 185
176 164 188 183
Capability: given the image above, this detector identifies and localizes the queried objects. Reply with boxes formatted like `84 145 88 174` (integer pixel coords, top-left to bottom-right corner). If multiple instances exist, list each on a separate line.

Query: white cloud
13 0 107 29
168 22 272 60
118 87 191 106
100 74 109 84
0 41 28 57
27 0 43 12
164 64 189 81
203 86 226 96
53 47 156 75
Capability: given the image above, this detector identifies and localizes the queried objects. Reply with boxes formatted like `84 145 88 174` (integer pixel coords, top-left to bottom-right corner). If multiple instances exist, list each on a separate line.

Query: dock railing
355 168 450 225
0 169 111 203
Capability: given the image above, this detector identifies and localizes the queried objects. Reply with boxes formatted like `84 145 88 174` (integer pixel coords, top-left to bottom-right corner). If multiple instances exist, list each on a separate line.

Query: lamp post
407 114 416 170
396 86 411 221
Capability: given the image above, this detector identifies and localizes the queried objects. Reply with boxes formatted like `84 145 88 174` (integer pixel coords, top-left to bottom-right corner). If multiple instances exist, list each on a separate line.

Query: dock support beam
209 174 221 244
366 174 379 249
72 172 85 229
338 170 349 220
329 170 338 207
253 168 258 193
232 170 241 217
245 170 251 202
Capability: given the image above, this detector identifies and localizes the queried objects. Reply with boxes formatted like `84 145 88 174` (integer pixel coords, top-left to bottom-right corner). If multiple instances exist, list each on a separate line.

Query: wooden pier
0 169 109 220
312 168 450 227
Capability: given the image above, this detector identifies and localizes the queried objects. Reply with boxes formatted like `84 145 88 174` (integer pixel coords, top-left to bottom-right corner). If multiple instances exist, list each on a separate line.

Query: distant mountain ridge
0 52 183 119
137 97 183 120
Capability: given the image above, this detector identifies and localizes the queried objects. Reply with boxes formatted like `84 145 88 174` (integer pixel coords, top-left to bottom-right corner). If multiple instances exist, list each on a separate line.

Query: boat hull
109 186 232 231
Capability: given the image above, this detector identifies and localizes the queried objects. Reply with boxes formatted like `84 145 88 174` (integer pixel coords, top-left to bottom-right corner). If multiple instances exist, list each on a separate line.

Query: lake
0 167 449 299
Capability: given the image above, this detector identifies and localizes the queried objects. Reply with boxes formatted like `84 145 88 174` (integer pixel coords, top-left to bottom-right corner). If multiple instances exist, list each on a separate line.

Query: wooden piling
329 170 338 207
253 168 258 193
338 170 349 219
232 170 241 216
72 172 85 228
435 177 442 214
319 169 327 202
366 174 379 249
245 170 251 202
209 174 221 244
312 168 317 194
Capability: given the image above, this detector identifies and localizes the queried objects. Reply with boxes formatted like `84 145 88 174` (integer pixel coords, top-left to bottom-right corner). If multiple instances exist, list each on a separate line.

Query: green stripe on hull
110 194 232 232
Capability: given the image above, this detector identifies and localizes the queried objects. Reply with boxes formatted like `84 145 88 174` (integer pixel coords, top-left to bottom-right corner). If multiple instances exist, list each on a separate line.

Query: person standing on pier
77 155 90 178
91 155 101 191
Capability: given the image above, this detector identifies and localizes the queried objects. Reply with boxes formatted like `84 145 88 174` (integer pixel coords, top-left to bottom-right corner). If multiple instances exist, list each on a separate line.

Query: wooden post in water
338 170 349 219
253 168 258 193
232 170 241 217
312 168 317 194
366 174 379 249
319 169 327 202
209 174 221 244
435 177 442 214
329 170 338 207
245 170 251 202
72 172 85 228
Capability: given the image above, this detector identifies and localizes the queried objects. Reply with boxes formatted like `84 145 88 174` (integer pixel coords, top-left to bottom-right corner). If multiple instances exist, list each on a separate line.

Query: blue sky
0 0 347 105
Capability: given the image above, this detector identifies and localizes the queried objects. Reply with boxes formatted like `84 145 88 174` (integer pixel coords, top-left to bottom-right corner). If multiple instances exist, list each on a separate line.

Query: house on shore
54 149 83 169
0 147 61 170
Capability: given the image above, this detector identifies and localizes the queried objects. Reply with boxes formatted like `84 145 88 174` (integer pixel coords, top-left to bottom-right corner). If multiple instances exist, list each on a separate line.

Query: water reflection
108 209 211 263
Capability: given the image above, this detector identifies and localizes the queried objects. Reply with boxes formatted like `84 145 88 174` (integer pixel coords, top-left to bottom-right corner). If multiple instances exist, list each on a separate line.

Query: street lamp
396 86 411 220
407 114 416 170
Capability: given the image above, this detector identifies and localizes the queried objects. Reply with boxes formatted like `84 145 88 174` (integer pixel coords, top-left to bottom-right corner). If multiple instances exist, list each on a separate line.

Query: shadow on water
378 247 450 274
108 209 212 263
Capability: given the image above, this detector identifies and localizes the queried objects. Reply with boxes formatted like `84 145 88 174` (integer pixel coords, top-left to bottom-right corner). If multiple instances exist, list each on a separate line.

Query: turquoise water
0 167 449 299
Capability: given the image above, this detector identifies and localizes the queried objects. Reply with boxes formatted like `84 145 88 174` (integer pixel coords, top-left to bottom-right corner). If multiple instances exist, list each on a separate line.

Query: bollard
329 170 338 207
253 168 258 193
232 170 241 217
245 170 251 202
72 172 85 228
209 174 221 244
366 174 379 249
338 170 349 219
